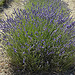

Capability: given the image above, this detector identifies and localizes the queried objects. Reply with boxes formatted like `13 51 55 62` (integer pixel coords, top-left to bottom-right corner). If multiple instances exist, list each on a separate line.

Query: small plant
0 0 11 6
0 0 10 12
0 0 75 74
0 0 5 6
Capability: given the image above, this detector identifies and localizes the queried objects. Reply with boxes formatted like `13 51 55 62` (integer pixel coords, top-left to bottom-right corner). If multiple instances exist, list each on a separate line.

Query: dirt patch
0 0 28 20
62 0 75 21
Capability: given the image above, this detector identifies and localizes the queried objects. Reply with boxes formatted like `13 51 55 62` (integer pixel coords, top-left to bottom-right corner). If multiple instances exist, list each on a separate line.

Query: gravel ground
0 0 75 75
0 0 28 20
62 0 75 21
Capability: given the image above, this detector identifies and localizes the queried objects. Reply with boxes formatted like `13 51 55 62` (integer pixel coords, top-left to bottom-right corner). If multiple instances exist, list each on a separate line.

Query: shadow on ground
0 0 13 12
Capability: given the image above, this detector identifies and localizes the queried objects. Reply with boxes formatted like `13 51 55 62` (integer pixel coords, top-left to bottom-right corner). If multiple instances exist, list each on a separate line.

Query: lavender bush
0 0 75 74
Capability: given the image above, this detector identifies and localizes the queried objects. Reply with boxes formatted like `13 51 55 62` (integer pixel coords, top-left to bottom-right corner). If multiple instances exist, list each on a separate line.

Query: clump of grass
0 0 12 7
0 0 75 74
0 0 5 6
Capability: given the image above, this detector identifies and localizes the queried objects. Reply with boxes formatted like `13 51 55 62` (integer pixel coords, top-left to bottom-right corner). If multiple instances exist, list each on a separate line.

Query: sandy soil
0 0 28 20
63 0 75 21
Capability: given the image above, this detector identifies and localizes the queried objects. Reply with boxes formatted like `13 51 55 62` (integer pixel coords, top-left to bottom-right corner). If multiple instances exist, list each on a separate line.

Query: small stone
4 64 9 69
4 69 8 73
0 70 2 73
0 72 6 75
1 69 4 72
70 74 73 75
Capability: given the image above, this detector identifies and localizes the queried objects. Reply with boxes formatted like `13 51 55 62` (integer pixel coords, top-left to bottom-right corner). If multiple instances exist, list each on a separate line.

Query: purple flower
32 3 35 6
51 29 57 36
5 13 8 18
60 48 64 51
28 36 32 40
28 48 29 51
13 9 19 17
13 47 17 53
1 0 75 71
41 46 44 48
62 51 65 54
36 35 38 38
6 42 10 45
67 25 72 28
32 10 35 14
18 33 20 37
59 53 61 56
23 58 25 64
23 52 25 54
31 15 33 19
48 45 50 48
71 21 75 25
35 31 38 34
53 38 56 41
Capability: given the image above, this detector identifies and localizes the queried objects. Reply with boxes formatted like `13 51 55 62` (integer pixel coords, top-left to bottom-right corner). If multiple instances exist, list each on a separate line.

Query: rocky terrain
63 0 75 21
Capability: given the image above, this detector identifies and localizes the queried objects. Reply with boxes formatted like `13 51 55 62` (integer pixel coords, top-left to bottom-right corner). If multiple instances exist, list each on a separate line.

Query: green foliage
0 0 12 6
0 0 5 6
1 0 75 74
